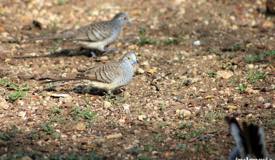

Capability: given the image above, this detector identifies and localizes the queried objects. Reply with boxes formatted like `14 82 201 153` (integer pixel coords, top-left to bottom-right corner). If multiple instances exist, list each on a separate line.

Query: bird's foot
89 51 97 57
103 48 118 54
113 88 125 95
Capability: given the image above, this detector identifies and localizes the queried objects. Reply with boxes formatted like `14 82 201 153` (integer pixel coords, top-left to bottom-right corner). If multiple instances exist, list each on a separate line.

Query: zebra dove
32 12 130 53
43 51 137 93
225 117 270 160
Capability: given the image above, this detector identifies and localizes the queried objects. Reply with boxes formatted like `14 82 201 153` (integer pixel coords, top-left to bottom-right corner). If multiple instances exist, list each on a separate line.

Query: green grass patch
138 156 152 160
136 27 157 46
143 144 154 152
264 50 275 56
57 0 68 5
49 39 63 53
175 121 205 140
1 151 103 160
244 50 275 63
176 143 188 151
0 79 19 90
230 43 242 51
48 20 59 33
103 93 127 105
40 122 60 139
204 110 225 122
244 54 265 63
162 37 179 45
0 78 29 102
0 126 19 141
49 106 66 123
137 36 157 46
127 146 142 155
237 83 247 93
70 106 96 121
8 90 28 102
207 71 217 78
136 27 179 46
153 133 164 142
175 128 205 140
0 132 12 141
247 70 266 83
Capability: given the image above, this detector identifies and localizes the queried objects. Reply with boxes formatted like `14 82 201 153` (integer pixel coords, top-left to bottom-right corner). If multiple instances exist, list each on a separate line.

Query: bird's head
122 51 137 65
112 12 131 26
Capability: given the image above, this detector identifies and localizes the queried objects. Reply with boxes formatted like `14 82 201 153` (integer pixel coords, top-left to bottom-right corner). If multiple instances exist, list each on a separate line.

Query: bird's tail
39 77 82 84
26 30 75 42
225 116 268 160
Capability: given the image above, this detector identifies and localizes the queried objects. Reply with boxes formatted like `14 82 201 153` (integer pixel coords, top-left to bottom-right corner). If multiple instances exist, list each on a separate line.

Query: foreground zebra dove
267 0 275 14
225 117 272 160
31 12 130 53
43 51 137 93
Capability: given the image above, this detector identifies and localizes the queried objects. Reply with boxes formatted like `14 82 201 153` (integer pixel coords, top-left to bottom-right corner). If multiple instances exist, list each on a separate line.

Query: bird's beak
132 60 138 65
127 20 132 26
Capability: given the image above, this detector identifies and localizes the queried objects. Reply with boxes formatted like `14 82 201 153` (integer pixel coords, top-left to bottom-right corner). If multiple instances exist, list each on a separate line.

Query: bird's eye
124 17 127 20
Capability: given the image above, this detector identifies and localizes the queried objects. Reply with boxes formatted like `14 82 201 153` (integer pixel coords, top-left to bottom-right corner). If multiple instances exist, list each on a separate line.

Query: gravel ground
0 0 274 159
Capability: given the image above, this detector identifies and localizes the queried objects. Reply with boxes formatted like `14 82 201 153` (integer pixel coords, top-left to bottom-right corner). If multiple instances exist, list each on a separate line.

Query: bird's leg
102 46 118 54
106 90 115 97
89 51 97 57
113 88 125 95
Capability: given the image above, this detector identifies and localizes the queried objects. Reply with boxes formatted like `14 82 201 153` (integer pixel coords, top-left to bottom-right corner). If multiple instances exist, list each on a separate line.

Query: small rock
138 115 147 121
123 104 130 113
262 20 274 29
246 113 253 118
18 156 32 160
193 40 201 46
106 133 122 139
141 61 149 66
103 101 112 108
217 70 234 79
247 64 254 69
264 103 272 108
100 56 109 61
246 87 259 94
48 93 71 98
147 67 158 74
74 122 86 131
257 96 265 103
232 25 238 30
118 118 126 125
18 111 26 118
136 67 145 74
226 105 238 110
0 96 9 109
164 151 174 158
176 109 191 119
123 91 130 99
152 151 158 155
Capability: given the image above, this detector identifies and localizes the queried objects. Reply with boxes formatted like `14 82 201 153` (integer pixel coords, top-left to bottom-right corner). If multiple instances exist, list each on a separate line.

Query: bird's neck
111 19 123 28
120 60 133 69
120 60 134 80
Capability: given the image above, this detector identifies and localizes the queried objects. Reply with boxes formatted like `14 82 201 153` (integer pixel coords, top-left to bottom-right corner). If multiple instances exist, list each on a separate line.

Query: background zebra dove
31 12 130 53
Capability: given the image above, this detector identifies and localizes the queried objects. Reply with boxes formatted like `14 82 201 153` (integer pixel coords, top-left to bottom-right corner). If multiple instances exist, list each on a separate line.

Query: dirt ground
0 0 274 159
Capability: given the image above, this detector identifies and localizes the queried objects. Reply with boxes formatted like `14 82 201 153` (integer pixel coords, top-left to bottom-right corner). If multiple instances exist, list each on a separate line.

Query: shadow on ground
12 48 104 59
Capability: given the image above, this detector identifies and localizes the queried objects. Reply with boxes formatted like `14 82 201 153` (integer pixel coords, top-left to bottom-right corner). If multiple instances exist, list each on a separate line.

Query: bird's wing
30 21 114 42
70 21 114 42
79 62 123 83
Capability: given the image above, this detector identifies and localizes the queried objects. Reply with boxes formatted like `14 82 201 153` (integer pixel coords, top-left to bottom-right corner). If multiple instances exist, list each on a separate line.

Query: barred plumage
42 52 137 92
30 12 130 52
